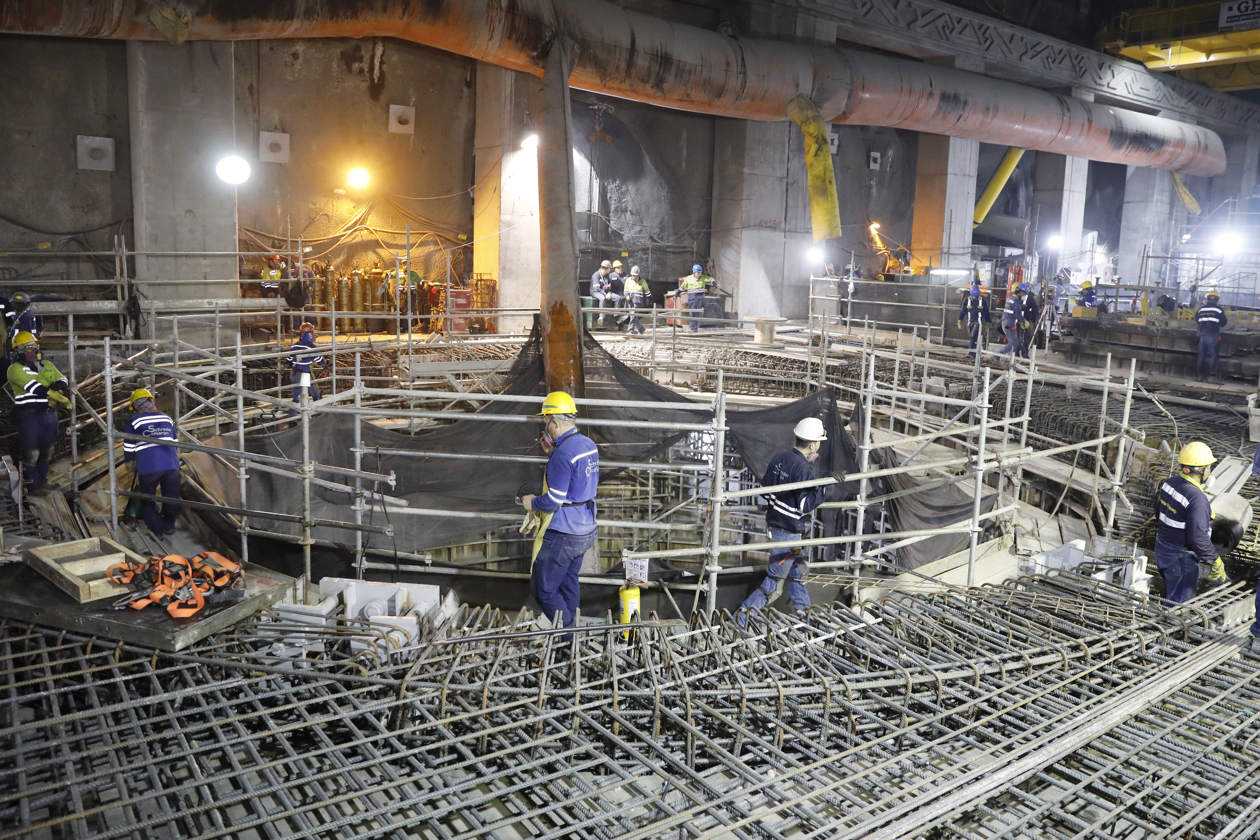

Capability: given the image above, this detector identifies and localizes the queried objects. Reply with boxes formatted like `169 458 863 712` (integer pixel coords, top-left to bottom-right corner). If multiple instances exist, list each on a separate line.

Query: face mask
23 351 38 364
806 451 820 463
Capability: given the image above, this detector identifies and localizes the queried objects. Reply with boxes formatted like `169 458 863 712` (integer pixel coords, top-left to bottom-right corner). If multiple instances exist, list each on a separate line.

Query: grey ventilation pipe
0 0 1226 175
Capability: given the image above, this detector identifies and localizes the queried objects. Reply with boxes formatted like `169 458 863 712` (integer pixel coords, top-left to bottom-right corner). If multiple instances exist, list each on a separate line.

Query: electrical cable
0 212 129 238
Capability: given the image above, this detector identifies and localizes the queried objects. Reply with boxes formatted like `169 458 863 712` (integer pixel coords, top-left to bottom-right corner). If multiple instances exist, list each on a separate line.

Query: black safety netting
183 322 966 569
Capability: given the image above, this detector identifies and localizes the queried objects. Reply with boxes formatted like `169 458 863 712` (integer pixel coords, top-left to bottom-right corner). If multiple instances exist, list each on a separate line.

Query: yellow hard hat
1178 441 1215 467
612 260 623 268
1081 281 1093 289
129 388 154 408
537 391 577 416
10 331 36 349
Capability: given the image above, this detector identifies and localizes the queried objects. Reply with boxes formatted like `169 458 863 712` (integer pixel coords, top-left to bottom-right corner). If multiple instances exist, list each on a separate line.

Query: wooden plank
27 537 148 604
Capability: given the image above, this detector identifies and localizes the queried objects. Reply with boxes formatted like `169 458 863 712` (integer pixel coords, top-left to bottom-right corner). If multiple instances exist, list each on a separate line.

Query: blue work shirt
1196 303 1227 337
958 295 989 325
1001 295 1023 329
9 309 38 338
1078 287 1097 307
123 410 180 476
1156 473 1217 562
762 448 828 534
286 336 326 373
531 427 598 535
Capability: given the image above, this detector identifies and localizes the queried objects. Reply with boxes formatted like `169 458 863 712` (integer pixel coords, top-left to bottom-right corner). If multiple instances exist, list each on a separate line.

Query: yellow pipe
974 147 1025 228
786 95 842 242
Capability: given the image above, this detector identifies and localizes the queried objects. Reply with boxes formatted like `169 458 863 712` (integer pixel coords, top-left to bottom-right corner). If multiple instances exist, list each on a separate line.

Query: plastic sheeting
876 453 996 571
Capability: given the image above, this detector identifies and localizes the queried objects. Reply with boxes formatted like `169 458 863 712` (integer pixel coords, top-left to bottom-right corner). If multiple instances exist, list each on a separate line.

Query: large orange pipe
0 0 1227 175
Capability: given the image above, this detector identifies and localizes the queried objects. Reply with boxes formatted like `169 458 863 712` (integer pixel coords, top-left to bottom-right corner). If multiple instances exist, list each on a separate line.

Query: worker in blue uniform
1156 442 1225 603
737 417 831 626
590 260 614 328
957 284 990 353
1019 282 1040 358
1077 280 1097 308
286 322 326 414
7 331 70 495
520 391 599 631
5 293 38 354
1195 289 1227 382
122 388 181 536
998 286 1026 356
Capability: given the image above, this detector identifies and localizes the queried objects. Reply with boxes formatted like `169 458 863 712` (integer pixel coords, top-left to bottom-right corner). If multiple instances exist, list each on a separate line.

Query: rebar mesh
3 573 1259 839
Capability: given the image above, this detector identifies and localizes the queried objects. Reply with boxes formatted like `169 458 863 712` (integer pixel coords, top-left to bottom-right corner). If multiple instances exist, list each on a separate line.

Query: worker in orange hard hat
519 391 599 633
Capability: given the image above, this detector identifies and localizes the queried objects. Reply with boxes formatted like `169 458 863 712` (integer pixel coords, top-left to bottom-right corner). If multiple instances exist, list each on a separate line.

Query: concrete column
473 64 541 335
711 119 816 319
1116 166 1178 284
909 133 979 275
1213 132 1260 210
1031 152 1088 277
126 41 238 333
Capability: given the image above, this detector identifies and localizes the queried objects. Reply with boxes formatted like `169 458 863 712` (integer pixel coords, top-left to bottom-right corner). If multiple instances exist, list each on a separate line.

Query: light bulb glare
215 155 251 185
521 133 539 150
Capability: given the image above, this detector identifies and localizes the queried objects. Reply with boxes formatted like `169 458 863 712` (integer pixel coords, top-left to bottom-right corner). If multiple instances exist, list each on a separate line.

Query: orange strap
112 553 240 619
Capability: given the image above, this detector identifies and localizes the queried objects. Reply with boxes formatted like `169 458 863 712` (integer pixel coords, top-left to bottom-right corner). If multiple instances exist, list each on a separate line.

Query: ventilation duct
0 0 1226 175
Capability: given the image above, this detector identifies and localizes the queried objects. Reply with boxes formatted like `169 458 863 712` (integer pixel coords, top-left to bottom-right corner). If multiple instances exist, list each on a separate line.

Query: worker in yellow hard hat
1156 442 1223 602
122 388 181 536
6 331 71 495
519 391 599 633
1077 279 1097 309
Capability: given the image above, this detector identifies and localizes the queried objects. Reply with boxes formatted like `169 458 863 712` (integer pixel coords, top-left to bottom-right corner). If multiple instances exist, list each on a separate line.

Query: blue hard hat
1016 283 1029 293
692 264 703 273
970 284 980 296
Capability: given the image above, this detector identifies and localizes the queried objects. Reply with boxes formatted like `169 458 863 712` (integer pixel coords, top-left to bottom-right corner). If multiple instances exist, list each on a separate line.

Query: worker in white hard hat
737 416 831 625
1195 289 1227 382
520 391 599 632
623 266 648 334
1156 441 1223 603
590 260 615 329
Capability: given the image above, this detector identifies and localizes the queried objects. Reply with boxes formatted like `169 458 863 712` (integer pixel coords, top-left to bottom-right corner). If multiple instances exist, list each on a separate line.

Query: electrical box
259 131 290 164
389 104 416 134
76 136 115 171
868 151 881 170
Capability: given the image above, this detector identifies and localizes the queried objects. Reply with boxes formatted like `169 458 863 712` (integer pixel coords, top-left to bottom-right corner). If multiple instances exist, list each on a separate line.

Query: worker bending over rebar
737 417 831 626
1156 442 1225 603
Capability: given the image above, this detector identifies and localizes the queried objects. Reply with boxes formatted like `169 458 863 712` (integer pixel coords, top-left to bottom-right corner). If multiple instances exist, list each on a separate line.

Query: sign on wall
1220 1 1260 32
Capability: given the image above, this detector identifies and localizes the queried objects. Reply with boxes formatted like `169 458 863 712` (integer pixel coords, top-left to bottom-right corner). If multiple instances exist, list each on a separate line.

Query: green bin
580 295 597 330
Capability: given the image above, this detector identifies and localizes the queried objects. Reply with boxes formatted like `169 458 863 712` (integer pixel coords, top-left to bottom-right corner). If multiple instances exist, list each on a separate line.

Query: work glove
51 381 71 395
956 320 963 329
519 510 545 537
1020 321 1030 330
1207 557 1227 584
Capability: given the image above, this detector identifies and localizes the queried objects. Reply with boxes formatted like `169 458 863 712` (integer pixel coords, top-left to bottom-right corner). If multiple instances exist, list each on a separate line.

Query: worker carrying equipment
1195 290 1227 382
677 264 715 332
123 388 181 536
738 416 831 626
519 390 599 633
957 284 990 353
1155 441 1219 603
109 552 242 619
7 331 70 495
286 324 327 415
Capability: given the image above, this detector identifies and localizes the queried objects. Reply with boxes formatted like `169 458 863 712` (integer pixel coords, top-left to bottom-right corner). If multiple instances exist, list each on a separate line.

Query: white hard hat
600 260 612 268
630 266 640 276
793 417 827 442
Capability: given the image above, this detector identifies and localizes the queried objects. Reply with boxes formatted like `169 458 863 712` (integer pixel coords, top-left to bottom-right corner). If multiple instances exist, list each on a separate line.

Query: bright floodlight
869 222 881 230
521 133 539 150
215 155 251 185
347 167 370 189
1216 231 1243 255
807 247 824 263
1046 234 1063 250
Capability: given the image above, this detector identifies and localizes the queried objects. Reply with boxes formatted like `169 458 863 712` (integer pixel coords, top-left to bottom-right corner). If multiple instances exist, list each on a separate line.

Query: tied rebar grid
2 573 1260 840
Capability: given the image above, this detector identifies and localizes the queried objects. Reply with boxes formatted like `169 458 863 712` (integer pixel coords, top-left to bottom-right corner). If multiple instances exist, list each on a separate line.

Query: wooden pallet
27 536 146 603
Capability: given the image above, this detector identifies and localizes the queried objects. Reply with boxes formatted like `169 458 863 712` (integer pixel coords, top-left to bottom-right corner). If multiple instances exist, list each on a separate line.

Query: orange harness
109 552 242 618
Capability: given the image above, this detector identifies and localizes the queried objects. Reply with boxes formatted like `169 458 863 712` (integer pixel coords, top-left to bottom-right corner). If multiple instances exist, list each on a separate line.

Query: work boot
1250 634 1260 654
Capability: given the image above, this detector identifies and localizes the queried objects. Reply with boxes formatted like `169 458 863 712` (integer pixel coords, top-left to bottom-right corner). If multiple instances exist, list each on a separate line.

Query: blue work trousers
137 468 181 534
592 290 620 327
531 529 596 629
998 324 1019 355
740 527 811 622
1250 579 1260 641
1155 541 1200 604
687 291 705 331
15 408 58 490
625 293 646 333
1198 334 1221 379
289 370 321 415
965 321 983 351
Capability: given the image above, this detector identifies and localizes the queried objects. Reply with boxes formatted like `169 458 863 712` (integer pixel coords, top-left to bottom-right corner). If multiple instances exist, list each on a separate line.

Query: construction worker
1157 293 1178 317
605 260 626 328
737 417 831 626
7 331 70 495
998 286 1025 356
623 266 649 334
957 284 990 352
261 256 284 298
678 264 715 332
1019 282 1040 358
6 292 38 340
286 322 326 414
1195 289 1227 382
1077 280 1097 308
590 260 614 328
122 388 181 536
519 391 599 631
1156 442 1224 603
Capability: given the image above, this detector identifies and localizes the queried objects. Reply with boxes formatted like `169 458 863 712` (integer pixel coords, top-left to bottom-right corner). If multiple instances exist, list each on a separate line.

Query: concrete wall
233 38 475 278
0 36 133 287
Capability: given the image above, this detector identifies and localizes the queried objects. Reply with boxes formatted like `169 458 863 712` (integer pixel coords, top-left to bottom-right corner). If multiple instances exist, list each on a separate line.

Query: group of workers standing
588 261 716 333
956 282 1042 358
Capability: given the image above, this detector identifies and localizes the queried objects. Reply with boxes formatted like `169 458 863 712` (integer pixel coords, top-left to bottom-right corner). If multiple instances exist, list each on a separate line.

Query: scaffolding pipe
967 367 992 587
